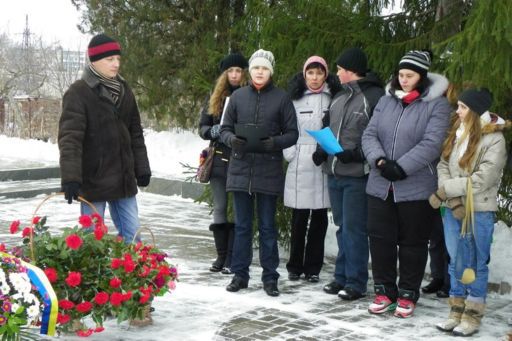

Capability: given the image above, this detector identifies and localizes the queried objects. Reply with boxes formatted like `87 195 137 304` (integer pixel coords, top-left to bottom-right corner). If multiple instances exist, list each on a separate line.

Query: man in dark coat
58 33 151 243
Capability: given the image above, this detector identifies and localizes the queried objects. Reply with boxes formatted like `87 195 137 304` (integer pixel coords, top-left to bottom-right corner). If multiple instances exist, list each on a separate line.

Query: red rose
111 258 122 269
109 292 123 306
76 301 93 313
94 226 104 241
122 291 132 302
91 213 103 225
44 268 58 283
22 227 33 238
139 265 150 277
32 216 41 224
65 272 82 287
154 276 165 288
59 299 75 310
139 293 151 304
57 313 71 325
94 292 109 305
0 244 5 252
115 236 124 243
78 215 93 228
109 277 122 288
124 260 135 273
65 234 83 250
76 329 93 337
9 220 20 234
94 326 105 333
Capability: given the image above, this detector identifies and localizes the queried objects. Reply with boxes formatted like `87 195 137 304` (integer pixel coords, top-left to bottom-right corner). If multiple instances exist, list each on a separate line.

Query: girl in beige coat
429 88 510 337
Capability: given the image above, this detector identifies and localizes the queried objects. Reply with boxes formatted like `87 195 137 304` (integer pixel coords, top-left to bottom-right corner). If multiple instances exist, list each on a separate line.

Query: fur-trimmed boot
452 300 485 337
436 297 465 332
209 223 228 272
221 223 235 274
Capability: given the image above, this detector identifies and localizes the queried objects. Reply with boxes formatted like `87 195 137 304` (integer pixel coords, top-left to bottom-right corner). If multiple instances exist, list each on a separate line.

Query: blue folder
306 127 343 155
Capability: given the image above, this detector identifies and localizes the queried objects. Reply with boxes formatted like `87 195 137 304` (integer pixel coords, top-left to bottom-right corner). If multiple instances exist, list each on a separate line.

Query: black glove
230 136 246 152
62 182 80 204
210 124 221 140
312 148 328 166
261 137 274 151
137 174 151 187
380 160 407 181
335 148 364 164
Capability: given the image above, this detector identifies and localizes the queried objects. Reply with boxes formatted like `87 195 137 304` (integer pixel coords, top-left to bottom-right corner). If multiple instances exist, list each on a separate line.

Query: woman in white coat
284 56 340 282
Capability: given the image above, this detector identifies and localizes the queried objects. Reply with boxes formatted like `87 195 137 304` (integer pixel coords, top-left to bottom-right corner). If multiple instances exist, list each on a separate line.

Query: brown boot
436 297 465 332
452 300 485 336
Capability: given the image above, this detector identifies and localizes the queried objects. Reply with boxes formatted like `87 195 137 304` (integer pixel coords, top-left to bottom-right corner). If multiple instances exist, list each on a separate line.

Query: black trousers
367 194 437 302
428 212 450 289
286 208 328 276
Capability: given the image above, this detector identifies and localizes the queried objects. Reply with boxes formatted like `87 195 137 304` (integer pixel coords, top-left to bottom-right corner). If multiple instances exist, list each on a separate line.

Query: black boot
221 223 235 274
209 223 228 272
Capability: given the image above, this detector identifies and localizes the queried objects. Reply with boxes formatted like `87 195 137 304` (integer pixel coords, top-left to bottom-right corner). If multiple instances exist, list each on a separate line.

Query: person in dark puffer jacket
220 49 298 297
199 52 248 274
58 34 151 244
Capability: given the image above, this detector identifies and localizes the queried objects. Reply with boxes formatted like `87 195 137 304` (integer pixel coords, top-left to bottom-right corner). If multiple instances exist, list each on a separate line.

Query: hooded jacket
283 73 340 209
437 112 510 211
220 81 298 196
58 67 151 202
322 72 384 177
362 73 452 202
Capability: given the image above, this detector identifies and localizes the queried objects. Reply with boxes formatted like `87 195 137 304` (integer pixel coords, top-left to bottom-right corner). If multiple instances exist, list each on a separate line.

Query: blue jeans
443 209 494 303
328 175 369 294
81 196 140 243
231 192 279 283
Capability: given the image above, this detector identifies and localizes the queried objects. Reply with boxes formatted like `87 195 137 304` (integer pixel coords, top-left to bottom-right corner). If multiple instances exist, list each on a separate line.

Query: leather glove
447 197 465 220
312 148 328 166
62 182 80 204
261 137 274 151
428 187 447 209
380 160 407 181
335 147 364 164
230 136 246 152
210 124 221 140
137 174 151 187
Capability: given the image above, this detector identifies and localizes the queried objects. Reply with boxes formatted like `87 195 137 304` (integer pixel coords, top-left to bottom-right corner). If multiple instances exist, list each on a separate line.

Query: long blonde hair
208 70 247 117
441 110 482 171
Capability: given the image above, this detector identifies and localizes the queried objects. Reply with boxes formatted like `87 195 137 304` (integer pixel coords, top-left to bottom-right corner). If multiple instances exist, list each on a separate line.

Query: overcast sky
0 0 91 50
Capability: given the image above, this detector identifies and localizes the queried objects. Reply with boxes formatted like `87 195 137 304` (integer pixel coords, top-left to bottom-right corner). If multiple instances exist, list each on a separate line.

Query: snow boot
436 297 465 332
209 223 228 272
221 223 235 274
452 300 485 337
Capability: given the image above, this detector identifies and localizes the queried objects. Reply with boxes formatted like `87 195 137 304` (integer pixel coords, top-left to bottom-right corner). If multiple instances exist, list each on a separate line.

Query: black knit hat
219 53 248 72
336 47 367 75
399 50 431 77
88 34 121 62
458 88 493 115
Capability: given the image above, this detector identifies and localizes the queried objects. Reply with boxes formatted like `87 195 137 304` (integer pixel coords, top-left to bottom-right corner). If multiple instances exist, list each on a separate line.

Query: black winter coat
198 90 236 179
220 81 298 195
58 67 151 202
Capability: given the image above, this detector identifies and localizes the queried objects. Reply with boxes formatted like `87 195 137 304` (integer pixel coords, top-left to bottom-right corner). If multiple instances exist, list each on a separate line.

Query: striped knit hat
399 50 431 77
88 34 121 62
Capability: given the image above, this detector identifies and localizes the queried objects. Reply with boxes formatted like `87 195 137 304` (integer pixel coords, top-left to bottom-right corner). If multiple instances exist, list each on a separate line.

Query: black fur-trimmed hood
287 72 341 100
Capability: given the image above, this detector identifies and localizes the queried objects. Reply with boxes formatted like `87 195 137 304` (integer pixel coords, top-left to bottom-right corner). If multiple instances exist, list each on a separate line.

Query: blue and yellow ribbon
0 252 58 336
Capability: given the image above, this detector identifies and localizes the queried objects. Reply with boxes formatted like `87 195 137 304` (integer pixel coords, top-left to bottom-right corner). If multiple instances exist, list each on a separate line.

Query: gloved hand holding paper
306 127 343 155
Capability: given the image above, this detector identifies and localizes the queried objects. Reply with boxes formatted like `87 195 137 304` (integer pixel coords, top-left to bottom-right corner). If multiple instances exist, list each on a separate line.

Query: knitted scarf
88 63 122 105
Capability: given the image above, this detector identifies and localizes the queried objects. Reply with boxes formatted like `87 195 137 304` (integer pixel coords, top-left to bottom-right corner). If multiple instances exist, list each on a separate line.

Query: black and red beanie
88 34 121 62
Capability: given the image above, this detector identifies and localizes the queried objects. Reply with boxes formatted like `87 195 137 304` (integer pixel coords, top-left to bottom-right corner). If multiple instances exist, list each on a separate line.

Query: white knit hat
249 49 275 75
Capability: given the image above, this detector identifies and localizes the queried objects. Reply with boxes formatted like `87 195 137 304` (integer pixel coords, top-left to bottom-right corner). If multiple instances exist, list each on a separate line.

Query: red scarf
402 90 420 104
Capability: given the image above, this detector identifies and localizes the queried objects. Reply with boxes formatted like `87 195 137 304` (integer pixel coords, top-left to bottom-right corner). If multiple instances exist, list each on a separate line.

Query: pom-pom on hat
399 50 431 77
303 56 328 78
458 88 493 115
88 34 121 62
220 53 248 72
249 49 275 75
336 47 367 75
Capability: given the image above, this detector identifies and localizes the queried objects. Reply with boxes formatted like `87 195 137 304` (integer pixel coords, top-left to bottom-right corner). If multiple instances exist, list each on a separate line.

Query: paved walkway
1 192 511 340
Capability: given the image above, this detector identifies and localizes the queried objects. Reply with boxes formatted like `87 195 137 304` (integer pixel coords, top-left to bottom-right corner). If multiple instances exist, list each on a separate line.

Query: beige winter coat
437 114 510 212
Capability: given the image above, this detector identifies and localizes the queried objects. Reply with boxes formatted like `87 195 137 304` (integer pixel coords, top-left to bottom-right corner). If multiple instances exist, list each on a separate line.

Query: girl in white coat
283 56 340 282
